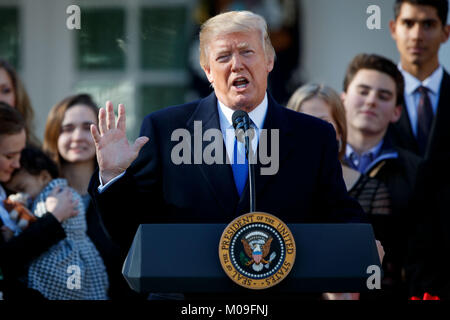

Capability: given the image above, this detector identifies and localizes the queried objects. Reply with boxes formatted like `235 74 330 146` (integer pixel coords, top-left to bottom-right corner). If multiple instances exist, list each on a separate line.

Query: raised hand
90 101 149 184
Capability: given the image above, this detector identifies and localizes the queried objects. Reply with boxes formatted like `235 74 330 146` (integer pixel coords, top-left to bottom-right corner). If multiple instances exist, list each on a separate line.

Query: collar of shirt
398 64 443 136
217 93 268 162
345 139 384 172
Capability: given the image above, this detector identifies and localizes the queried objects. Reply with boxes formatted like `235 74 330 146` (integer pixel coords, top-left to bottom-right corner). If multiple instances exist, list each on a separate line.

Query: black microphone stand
242 115 256 213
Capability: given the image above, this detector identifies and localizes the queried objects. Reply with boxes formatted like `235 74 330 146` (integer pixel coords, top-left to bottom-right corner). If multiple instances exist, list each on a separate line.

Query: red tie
416 86 433 156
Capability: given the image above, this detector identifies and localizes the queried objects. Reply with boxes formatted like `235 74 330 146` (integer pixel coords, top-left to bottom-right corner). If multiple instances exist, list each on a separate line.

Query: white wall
300 0 450 92
21 0 74 140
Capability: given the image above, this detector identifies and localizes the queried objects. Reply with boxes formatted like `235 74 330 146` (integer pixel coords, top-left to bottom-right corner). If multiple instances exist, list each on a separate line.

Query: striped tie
416 86 433 155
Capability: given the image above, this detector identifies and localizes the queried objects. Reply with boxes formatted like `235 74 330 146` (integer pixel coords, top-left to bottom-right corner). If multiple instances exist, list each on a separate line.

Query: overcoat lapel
186 93 239 216
426 71 450 159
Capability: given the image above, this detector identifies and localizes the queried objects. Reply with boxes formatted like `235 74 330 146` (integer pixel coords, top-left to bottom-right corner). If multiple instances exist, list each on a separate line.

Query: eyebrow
237 42 250 50
215 42 251 54
357 84 394 96
215 49 230 56
62 121 95 126
400 18 438 24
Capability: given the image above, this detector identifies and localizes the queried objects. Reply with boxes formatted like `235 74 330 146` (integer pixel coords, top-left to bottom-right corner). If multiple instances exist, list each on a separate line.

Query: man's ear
441 24 450 43
266 55 274 73
391 105 402 123
389 20 397 40
202 64 214 84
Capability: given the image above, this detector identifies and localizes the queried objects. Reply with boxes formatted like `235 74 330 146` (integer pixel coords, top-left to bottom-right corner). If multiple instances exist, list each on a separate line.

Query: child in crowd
5 146 109 300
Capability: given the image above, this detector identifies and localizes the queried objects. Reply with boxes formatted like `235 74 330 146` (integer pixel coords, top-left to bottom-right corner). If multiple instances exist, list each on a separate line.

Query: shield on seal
253 249 263 264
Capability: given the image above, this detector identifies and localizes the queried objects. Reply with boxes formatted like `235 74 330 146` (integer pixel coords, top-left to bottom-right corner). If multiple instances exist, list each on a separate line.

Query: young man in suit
87 11 366 298
389 0 450 159
389 0 450 300
341 54 421 299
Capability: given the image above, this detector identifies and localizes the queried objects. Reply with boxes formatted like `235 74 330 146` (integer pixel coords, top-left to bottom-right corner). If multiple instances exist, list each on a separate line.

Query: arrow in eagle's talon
264 252 277 269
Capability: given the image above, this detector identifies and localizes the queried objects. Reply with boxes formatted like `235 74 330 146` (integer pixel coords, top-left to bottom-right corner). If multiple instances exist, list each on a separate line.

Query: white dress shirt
217 93 268 164
399 65 443 137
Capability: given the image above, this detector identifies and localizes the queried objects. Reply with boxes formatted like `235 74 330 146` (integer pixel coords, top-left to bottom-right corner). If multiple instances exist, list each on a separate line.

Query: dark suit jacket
389 70 450 160
89 92 366 253
390 69 450 298
407 150 450 299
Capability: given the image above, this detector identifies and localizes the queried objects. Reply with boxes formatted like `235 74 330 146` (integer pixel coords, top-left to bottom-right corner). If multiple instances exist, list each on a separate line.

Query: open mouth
233 77 249 89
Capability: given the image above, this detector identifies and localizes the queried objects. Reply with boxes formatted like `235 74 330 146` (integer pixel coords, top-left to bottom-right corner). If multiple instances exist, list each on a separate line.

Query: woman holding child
0 103 77 299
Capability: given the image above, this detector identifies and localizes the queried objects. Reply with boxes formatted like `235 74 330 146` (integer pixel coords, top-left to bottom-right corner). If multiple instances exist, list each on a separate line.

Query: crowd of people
1 0 449 300
0 63 147 300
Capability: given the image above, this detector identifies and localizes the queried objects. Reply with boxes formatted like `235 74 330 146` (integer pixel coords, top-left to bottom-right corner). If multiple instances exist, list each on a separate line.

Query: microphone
232 110 256 212
232 110 250 142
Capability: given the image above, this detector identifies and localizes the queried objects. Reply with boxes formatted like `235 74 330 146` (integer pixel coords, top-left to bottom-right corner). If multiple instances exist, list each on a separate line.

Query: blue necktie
358 153 373 174
348 152 373 174
232 137 248 197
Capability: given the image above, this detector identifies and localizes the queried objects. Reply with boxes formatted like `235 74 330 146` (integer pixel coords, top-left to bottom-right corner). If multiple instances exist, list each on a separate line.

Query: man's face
342 69 401 137
202 31 274 112
389 3 450 69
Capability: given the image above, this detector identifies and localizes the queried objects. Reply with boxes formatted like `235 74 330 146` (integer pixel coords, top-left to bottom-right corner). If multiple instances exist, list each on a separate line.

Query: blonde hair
287 83 347 160
199 10 276 69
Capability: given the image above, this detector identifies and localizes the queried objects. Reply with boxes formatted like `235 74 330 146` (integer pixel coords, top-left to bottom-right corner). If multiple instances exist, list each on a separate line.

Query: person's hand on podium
375 240 385 263
322 292 360 300
90 101 149 184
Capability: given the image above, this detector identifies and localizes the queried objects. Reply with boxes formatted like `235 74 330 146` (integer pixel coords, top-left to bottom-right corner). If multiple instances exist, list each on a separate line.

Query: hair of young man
394 0 449 26
343 53 405 106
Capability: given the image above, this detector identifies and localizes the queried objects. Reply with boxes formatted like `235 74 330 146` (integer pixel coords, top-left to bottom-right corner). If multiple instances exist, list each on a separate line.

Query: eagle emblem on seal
241 231 276 272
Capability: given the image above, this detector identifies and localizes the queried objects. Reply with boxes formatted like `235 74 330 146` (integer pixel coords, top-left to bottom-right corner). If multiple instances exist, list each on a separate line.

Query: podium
122 223 381 293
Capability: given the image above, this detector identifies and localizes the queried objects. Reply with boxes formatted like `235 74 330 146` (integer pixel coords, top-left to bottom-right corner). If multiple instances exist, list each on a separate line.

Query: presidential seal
218 212 296 290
